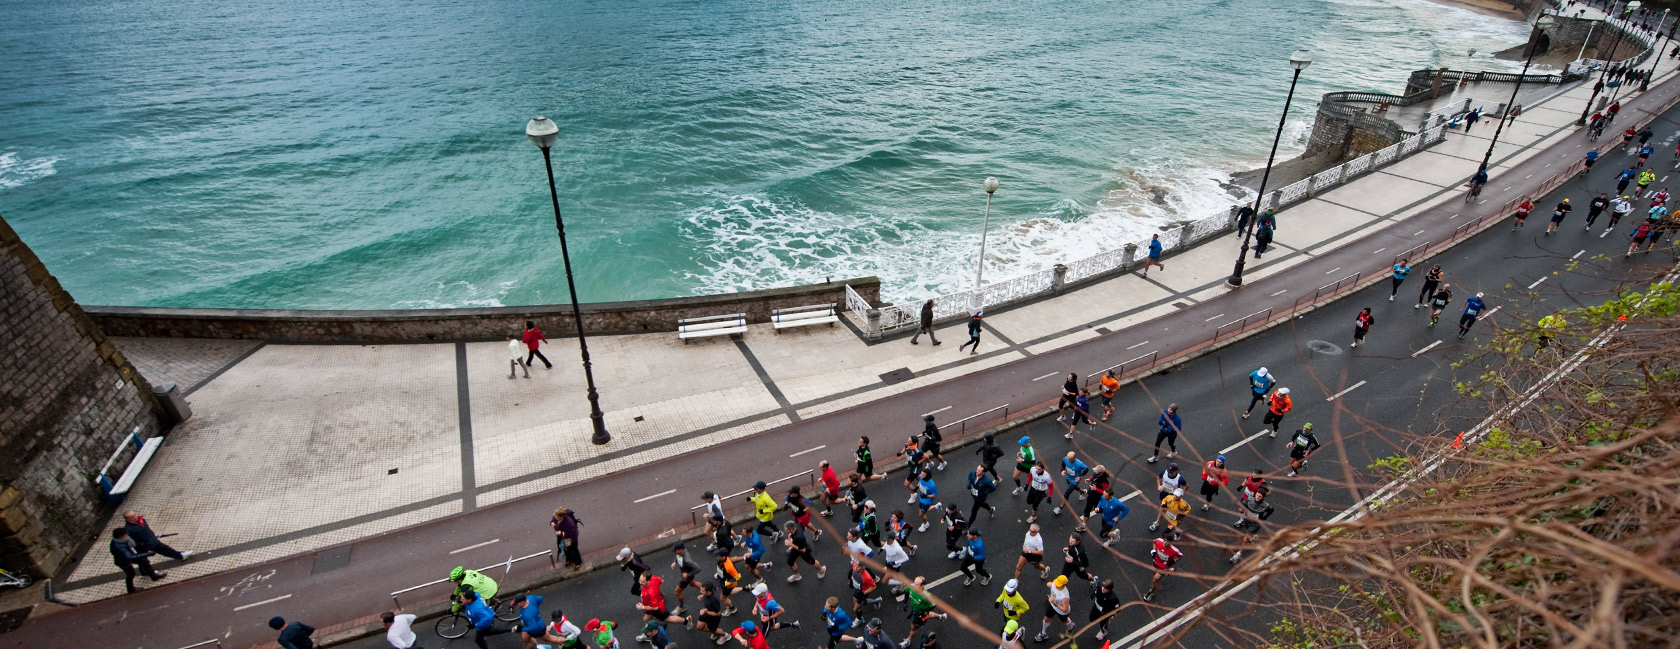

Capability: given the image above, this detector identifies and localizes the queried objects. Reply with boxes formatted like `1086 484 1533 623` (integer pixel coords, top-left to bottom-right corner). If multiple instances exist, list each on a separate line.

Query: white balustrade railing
844 283 871 319
1343 153 1372 176
1277 179 1312 207
1310 167 1343 193
1372 143 1400 166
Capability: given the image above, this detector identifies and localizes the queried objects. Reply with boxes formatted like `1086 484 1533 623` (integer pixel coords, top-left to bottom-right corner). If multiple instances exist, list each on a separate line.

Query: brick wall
0 214 162 579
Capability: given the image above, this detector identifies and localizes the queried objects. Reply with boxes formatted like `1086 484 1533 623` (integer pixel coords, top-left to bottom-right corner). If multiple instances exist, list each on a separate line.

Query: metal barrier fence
1082 350 1160 392
1211 308 1275 342
938 404 1011 436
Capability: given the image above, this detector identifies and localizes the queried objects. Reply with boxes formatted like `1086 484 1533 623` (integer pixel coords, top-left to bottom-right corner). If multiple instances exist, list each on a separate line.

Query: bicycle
1464 182 1484 203
435 596 521 638
0 568 32 589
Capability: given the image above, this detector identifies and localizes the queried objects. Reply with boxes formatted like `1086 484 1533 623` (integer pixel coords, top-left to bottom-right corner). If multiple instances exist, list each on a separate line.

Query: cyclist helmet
449 566 465 582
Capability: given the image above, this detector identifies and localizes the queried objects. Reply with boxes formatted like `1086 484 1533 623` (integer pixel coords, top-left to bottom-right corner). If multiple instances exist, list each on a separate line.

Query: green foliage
1368 453 1411 478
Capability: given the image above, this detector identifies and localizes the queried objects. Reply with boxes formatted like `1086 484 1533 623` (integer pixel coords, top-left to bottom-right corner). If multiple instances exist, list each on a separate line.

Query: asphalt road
13 71 1680 649
312 100 1680 649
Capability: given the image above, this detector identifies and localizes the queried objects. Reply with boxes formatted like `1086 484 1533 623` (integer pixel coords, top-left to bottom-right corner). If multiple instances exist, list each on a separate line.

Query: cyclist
1428 283 1454 327
449 566 499 612
1467 166 1489 200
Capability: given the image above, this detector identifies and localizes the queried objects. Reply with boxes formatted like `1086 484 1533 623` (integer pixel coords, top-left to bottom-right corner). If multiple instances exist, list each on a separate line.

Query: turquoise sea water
1 0 1528 308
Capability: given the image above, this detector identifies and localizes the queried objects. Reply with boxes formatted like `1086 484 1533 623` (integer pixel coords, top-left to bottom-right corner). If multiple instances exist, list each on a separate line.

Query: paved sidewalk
13 52 1680 649
47 56 1669 607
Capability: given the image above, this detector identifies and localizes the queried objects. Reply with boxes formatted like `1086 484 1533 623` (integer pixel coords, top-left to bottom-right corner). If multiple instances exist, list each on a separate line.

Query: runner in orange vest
1262 388 1292 438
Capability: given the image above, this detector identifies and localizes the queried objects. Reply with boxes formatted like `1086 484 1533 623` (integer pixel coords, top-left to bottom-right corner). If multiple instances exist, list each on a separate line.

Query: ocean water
0 0 1530 309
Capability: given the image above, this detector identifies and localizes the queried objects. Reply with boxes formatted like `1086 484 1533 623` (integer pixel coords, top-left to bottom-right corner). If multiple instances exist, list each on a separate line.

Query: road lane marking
1325 267 1341 275
233 594 292 611
1413 229 1428 236
1371 247 1386 254
1126 340 1150 350
1270 290 1288 297
922 406 953 417
1601 229 1611 238
1503 186 1512 191
634 490 677 504
1528 276 1548 289
789 445 828 458
1220 431 1269 454
1204 313 1226 322
1525 174 1533 178
1326 380 1367 401
449 539 502 554
1449 213 1461 219
1483 306 1501 319
1033 372 1059 381
1412 340 1444 357
926 571 965 590
1572 249 1585 259
1544 163 1551 167
1116 489 1142 502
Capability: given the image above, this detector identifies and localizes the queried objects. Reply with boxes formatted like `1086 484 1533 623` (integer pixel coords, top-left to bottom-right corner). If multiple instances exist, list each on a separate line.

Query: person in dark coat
957 311 984 356
124 511 189 561
910 300 940 345
1234 202 1255 236
110 528 166 593
269 616 316 649
551 507 583 568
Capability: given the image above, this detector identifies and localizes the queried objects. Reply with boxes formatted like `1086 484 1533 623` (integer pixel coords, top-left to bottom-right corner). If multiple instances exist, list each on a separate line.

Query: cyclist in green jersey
449 566 499 612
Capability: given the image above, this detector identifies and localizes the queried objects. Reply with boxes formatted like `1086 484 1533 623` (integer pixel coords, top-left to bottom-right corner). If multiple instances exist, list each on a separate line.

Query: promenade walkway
16 46 1680 649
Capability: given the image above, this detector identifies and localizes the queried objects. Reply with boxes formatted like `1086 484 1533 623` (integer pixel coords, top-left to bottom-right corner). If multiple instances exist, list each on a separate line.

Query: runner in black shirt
1089 579 1122 642
856 437 882 481
920 415 946 471
781 522 827 582
975 433 1004 480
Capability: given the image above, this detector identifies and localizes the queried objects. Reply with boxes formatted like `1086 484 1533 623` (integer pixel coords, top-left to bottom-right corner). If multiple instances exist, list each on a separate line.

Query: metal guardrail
1211 308 1274 342
938 404 1010 436
1083 350 1160 391
389 550 556 609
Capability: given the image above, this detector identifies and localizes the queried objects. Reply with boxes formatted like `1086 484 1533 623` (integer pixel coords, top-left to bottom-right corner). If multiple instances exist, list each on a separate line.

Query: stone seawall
85 277 883 342
0 214 163 579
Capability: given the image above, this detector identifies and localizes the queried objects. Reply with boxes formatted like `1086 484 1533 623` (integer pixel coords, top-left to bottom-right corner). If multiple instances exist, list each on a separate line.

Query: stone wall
0 214 163 579
85 278 883 342
1306 104 1407 160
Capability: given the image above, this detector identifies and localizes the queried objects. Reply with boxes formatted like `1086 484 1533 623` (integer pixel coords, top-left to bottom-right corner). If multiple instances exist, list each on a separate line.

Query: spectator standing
551 506 583 568
522 320 552 370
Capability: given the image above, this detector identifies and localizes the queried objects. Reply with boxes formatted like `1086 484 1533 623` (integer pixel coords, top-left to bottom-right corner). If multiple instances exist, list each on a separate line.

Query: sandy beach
1417 0 1525 20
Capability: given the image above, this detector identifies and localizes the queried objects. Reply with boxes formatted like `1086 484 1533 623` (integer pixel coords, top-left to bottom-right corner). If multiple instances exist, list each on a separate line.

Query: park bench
677 313 747 343
770 304 839 333
96 428 163 503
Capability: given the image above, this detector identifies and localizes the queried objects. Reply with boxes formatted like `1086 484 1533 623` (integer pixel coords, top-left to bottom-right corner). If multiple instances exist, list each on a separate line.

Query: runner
542 610 586 649
1155 463 1185 502
856 436 884 482
1623 125 1637 148
1585 149 1600 174
1638 143 1654 168
1652 187 1669 206
1010 436 1037 495
1089 579 1121 642
1141 537 1184 602
999 620 1026 649
1149 403 1182 463
731 621 770 649
711 555 743 616
1198 455 1230 512
786 486 823 542
739 525 773 587
1351 307 1374 348
1145 233 1165 274
1262 387 1293 437
967 463 998 522
749 583 800 634
897 436 924 505
818 461 842 517
1609 195 1634 233
1243 367 1275 418
1024 460 1053 524
957 311 983 356
1147 487 1191 541
1415 265 1443 309
919 414 946 471
583 619 620 649
1617 168 1636 195
912 470 939 532
856 499 880 547
1064 389 1093 438
617 547 650 597
632 573 690 636
1098 370 1120 420
1035 575 1076 642
668 541 705 614
515 595 546 649
1054 372 1079 423
903 576 947 647
1545 198 1572 235
1511 198 1532 230
848 557 885 618
940 503 967 557
975 433 1004 481
1585 193 1610 230
885 510 917 559
845 474 870 525
1628 219 1657 256
1054 451 1088 516
1077 464 1111 532
822 597 859 649
1285 423 1322 477
1638 168 1656 194
1458 292 1487 339
957 529 991 586
1057 533 1093 583
1428 283 1455 327
844 529 873 560
994 579 1030 624
750 481 781 541
1228 486 1275 564
1096 489 1130 547
1013 524 1050 580
1389 259 1411 301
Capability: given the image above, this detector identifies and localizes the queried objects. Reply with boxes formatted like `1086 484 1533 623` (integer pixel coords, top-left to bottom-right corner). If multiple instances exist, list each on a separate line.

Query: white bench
96 428 164 503
771 304 839 333
678 313 747 343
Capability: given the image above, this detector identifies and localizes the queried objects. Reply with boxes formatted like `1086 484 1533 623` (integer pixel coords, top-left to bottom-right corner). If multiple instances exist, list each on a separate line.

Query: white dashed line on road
449 539 502 554
1573 249 1585 259
1525 174 1533 178
1528 276 1548 290
1483 306 1501 319
1126 341 1150 350
1033 372 1059 381
1270 290 1288 297
1326 380 1367 402
1204 313 1226 322
1371 247 1386 254
789 445 828 458
1412 340 1444 357
1413 229 1427 236
234 594 293 611
1325 267 1341 275
633 490 677 504
1117 489 1143 502
925 571 965 590
1220 431 1270 454
922 406 953 417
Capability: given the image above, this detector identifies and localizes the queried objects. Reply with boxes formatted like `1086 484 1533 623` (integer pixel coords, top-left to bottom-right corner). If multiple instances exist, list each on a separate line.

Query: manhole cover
879 368 916 385
1307 340 1343 355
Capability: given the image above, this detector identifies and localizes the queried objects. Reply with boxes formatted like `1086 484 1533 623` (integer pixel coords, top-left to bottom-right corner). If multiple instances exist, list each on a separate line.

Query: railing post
1051 264 1068 295
865 308 882 341
1121 243 1137 270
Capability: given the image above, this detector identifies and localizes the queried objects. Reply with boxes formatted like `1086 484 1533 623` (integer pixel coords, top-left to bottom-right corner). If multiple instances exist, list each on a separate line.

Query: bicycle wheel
494 598 521 622
436 613 470 639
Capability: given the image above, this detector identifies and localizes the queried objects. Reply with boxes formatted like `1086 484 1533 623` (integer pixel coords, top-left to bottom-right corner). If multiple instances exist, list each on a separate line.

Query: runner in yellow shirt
1147 488 1191 541
750 481 781 541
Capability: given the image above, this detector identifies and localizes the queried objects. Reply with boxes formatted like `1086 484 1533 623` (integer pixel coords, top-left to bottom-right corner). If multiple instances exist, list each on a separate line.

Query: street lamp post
969 177 1000 313
1227 49 1312 289
525 116 611 446
1481 13 1555 173
1640 9 1671 92
1607 2 1643 105
1580 7 1631 125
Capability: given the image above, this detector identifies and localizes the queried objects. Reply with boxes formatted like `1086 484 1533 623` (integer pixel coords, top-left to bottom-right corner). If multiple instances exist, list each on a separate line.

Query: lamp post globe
970 177 1000 312
526 116 559 150
1289 49 1313 71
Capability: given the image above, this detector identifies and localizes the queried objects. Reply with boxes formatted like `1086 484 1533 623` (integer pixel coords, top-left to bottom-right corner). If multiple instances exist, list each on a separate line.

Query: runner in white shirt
880 535 911 570
1013 524 1049 580
1036 575 1076 642
844 529 873 559
1156 464 1185 501
543 611 584 648
1025 462 1055 523
382 612 417 649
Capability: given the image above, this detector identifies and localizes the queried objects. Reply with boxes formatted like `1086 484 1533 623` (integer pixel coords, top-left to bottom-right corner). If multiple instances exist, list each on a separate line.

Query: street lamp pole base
1228 256 1248 288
